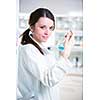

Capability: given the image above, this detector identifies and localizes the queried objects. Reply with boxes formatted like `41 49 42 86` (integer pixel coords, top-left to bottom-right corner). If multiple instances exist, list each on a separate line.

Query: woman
17 8 74 100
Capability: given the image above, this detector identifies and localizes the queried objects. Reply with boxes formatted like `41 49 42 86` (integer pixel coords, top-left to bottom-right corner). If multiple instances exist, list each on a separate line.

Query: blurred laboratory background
16 0 83 100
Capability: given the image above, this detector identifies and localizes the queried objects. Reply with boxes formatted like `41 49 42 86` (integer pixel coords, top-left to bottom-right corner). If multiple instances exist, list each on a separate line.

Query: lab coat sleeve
20 44 73 87
44 55 73 87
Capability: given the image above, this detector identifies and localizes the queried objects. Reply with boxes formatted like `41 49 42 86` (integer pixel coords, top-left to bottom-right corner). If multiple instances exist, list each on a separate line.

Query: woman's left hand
60 30 75 59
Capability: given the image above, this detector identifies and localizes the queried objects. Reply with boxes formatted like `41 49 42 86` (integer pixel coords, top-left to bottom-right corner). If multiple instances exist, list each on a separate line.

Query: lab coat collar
29 31 48 52
29 31 43 47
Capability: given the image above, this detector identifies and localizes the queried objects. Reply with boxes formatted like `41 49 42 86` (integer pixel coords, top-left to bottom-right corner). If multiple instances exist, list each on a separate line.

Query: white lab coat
17 39 73 100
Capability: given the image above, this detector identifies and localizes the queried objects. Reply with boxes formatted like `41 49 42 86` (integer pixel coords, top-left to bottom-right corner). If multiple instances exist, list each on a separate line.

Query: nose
44 31 49 35
44 28 50 35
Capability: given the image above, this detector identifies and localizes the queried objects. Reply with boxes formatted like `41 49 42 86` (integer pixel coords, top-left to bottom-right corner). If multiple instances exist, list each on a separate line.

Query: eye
40 25 54 31
40 25 46 30
49 26 54 31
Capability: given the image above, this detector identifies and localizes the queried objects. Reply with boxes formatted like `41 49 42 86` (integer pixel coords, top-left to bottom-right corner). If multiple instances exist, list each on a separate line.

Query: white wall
19 0 83 15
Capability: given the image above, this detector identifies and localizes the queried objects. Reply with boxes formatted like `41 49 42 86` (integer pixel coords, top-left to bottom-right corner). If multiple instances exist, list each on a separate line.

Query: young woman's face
31 17 54 43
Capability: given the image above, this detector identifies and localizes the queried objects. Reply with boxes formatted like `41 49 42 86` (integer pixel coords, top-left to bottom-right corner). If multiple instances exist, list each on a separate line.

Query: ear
30 26 34 32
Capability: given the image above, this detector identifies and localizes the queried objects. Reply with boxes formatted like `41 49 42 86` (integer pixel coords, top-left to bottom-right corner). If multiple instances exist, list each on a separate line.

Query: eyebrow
40 25 54 27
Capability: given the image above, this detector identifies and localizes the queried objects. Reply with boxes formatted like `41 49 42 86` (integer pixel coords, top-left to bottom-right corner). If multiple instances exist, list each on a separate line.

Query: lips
42 36 48 39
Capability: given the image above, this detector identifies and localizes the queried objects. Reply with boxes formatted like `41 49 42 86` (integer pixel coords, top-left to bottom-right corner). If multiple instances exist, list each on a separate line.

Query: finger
69 30 74 40
65 30 74 41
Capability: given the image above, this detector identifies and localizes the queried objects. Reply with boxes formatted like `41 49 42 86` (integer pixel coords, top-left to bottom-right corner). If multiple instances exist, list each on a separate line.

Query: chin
42 40 47 42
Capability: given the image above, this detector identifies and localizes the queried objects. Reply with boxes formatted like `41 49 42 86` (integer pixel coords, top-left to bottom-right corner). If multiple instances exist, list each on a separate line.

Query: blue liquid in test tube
57 43 64 51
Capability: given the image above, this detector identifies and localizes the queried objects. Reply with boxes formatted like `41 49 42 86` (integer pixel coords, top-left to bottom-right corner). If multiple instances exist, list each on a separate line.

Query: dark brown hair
20 8 55 55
